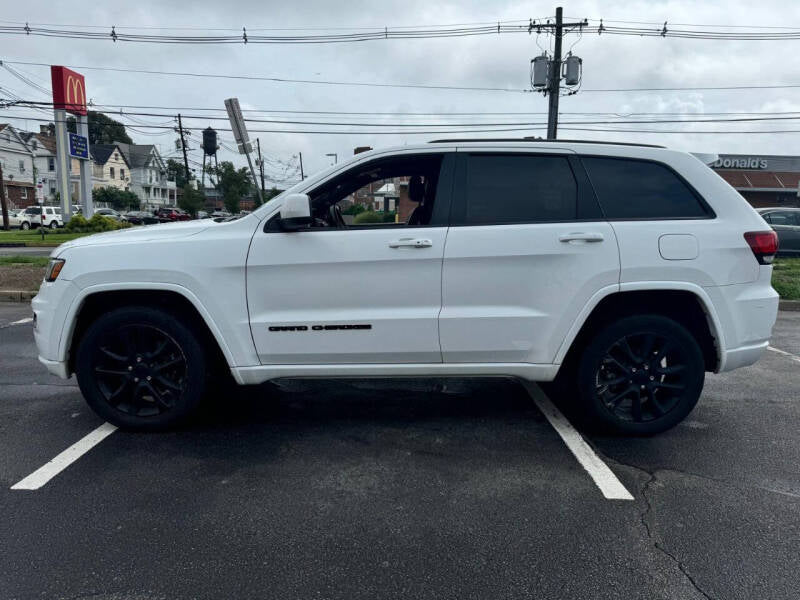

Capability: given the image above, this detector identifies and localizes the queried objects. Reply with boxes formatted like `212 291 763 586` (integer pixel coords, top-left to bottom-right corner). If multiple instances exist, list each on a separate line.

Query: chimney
39 124 55 137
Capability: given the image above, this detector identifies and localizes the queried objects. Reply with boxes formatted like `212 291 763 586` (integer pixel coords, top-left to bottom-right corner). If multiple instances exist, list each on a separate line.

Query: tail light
744 231 779 265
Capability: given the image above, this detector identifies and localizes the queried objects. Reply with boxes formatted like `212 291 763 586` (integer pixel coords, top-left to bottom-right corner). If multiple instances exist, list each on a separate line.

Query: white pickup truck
32 140 779 434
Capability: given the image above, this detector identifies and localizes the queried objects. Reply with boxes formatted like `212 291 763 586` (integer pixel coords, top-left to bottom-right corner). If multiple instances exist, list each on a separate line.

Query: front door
439 151 620 364
247 151 455 365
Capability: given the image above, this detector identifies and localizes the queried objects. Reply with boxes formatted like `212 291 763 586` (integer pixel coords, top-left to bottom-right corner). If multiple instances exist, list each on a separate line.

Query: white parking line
524 382 635 501
10 423 118 490
768 345 800 364
10 317 34 326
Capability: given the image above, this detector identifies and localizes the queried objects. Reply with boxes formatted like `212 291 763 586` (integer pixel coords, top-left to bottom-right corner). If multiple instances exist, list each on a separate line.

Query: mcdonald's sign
50 66 87 115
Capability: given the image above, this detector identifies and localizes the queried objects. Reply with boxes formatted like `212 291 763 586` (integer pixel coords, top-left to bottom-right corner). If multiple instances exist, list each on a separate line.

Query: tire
21 221 30 230
49 220 59 229
575 315 705 436
75 306 208 431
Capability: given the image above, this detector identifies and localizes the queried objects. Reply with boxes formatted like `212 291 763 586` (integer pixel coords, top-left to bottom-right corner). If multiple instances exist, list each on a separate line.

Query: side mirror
278 193 312 231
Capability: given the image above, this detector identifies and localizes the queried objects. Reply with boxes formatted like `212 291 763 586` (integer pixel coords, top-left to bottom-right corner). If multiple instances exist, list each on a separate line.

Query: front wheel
21 221 30 230
576 315 705 436
75 306 207 431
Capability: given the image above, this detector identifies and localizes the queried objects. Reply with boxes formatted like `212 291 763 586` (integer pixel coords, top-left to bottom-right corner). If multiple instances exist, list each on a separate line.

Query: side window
582 157 709 219
304 154 449 229
459 154 578 225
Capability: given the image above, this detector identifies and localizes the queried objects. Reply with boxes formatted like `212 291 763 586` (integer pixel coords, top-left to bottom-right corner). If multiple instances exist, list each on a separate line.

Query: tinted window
768 211 799 226
463 154 577 224
582 157 708 219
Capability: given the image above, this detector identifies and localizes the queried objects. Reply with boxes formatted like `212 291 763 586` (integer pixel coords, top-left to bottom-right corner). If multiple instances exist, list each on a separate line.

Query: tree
178 185 206 216
66 111 132 145
166 159 192 189
92 186 140 211
211 161 252 214
353 210 384 224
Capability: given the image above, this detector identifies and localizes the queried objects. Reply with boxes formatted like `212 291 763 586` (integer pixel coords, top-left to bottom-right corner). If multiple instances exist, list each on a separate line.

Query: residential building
24 125 59 204
0 124 36 208
86 144 132 191
115 143 176 208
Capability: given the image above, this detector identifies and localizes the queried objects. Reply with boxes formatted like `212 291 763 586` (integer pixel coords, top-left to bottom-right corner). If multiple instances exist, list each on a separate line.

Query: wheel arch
555 283 725 374
63 284 235 377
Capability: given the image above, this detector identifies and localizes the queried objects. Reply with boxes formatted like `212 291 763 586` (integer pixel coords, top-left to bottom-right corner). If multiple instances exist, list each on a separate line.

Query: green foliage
211 161 252 214
178 185 206 216
342 204 366 216
66 111 132 145
772 258 800 300
383 211 397 223
65 213 131 233
92 187 140 211
353 210 384 224
166 159 192 188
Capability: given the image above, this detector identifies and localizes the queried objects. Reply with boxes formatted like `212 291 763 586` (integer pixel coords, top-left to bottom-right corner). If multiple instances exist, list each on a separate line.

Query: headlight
44 258 66 282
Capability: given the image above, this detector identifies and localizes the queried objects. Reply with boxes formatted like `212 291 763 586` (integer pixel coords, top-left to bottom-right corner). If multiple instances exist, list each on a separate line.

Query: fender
57 281 239 374
553 281 727 372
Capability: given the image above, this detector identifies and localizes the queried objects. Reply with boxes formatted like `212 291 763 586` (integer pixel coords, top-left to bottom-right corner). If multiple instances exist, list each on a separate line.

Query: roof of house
91 143 130 167
34 133 56 155
115 143 159 169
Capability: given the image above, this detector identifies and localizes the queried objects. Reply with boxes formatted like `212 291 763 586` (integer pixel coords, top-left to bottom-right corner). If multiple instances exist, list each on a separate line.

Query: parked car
196 211 210 219
156 207 192 222
124 210 160 225
33 140 779 434
18 205 62 229
210 210 231 219
757 207 800 256
2 209 24 228
94 208 127 222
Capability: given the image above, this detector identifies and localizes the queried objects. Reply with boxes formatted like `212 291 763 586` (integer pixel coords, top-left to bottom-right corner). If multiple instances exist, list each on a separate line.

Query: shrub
353 210 384 224
65 213 131 233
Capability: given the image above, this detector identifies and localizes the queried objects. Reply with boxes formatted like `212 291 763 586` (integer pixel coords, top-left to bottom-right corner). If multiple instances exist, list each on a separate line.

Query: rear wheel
21 221 30 230
49 220 59 229
576 315 705 435
75 306 207 431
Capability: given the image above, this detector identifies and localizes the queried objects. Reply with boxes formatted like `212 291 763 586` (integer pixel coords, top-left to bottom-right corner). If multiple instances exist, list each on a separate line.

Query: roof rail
428 137 665 149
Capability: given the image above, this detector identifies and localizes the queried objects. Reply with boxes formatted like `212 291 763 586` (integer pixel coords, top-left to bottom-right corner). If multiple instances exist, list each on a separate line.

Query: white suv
32 141 779 434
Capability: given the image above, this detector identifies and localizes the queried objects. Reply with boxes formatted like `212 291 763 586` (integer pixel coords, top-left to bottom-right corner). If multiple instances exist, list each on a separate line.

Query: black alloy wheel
92 324 187 418
577 315 705 435
76 306 207 430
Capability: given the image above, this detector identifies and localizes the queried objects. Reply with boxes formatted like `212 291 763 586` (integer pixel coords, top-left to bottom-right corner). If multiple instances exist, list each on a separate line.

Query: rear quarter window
582 157 710 220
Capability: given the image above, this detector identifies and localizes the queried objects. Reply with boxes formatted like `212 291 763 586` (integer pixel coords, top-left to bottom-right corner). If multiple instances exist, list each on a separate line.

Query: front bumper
31 278 79 379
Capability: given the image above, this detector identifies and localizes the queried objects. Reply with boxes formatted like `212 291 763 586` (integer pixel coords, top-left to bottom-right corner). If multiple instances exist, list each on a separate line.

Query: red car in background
155 208 192 222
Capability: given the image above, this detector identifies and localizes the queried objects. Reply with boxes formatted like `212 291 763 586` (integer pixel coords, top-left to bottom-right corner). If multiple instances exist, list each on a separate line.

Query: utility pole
299 152 305 180
177 114 190 183
0 162 8 230
256 138 265 195
529 8 586 140
547 7 564 140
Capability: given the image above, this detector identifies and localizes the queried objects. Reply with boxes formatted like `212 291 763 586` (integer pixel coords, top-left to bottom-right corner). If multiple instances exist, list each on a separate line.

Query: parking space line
768 345 800 364
0 317 33 328
10 423 118 491
523 382 634 501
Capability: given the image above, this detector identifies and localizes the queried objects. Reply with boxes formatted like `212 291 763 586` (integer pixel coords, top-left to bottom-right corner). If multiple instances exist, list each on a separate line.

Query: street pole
547 7 564 140
53 108 72 217
299 152 305 180
257 138 265 196
177 114 190 183
0 161 8 230
77 113 91 217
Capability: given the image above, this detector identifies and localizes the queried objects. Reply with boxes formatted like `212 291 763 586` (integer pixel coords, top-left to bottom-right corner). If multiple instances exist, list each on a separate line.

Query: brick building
710 154 800 208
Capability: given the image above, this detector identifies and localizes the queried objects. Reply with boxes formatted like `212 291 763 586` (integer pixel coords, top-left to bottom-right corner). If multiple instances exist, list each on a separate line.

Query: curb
779 300 800 312
0 290 36 303
0 242 26 248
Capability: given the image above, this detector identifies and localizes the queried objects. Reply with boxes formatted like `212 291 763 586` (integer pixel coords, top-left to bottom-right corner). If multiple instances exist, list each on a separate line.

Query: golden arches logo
65 75 85 108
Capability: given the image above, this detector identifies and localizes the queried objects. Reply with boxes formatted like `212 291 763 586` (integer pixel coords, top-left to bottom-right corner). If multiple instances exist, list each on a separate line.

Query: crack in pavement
639 471 715 600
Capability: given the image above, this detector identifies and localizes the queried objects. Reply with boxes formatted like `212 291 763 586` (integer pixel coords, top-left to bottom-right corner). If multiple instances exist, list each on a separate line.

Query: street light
326 153 338 165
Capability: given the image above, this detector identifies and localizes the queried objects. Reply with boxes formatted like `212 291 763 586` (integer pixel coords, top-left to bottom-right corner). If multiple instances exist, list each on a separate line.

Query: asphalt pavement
1 302 799 599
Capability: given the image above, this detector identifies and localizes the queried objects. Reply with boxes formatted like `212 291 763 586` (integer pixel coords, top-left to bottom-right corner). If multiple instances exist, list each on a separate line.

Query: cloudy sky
2 0 800 184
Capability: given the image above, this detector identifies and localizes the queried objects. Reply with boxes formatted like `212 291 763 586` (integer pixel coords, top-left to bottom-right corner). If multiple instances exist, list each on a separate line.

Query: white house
0 124 36 208
115 143 176 208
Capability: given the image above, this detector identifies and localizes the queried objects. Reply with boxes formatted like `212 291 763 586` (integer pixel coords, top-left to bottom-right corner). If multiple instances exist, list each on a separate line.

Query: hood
53 220 212 256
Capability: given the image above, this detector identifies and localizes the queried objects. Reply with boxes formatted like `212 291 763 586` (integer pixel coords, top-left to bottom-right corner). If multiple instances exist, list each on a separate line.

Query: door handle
389 238 433 248
558 232 605 244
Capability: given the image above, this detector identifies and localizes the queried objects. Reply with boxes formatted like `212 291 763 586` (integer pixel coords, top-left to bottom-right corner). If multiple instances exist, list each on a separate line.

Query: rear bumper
707 268 779 373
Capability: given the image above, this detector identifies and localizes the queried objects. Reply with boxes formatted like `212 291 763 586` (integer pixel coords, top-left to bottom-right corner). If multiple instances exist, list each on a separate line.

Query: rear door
439 150 620 364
